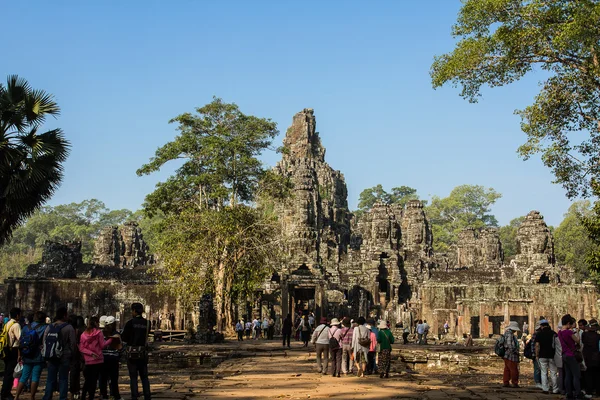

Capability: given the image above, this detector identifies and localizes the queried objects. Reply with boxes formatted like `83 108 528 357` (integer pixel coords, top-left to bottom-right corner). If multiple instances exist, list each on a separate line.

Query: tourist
69 315 85 400
582 319 600 397
444 320 449 335
14 311 47 400
235 320 244 341
577 318 589 392
534 319 559 394
308 313 315 331
555 321 565 395
523 321 529 336
261 317 269 339
121 303 151 400
328 318 343 377
267 316 275 340
352 317 370 378
252 317 260 340
527 321 543 389
415 320 425 345
42 307 76 400
244 319 252 340
311 317 330 375
501 321 521 388
281 314 292 348
1 307 21 400
340 317 354 375
559 314 583 399
402 322 410 345
99 316 122 400
422 320 430 344
79 316 106 400
377 320 394 378
364 319 377 375
298 316 310 347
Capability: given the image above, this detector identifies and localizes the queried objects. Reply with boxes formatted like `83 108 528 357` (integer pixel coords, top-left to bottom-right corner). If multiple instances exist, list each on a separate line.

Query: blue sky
3 1 575 226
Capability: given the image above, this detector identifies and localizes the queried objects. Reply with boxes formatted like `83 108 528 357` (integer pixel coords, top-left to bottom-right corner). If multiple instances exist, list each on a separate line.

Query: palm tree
0 75 70 245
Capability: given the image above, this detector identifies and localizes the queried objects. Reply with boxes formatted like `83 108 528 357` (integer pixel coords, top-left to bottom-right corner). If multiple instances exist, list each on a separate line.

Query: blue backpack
19 323 42 357
43 322 68 360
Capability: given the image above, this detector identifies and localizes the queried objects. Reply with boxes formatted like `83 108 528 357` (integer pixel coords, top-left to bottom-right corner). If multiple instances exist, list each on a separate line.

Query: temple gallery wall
2 109 598 336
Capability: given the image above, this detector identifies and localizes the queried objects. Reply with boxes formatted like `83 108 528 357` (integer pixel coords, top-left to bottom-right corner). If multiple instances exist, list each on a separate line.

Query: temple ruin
2 108 598 338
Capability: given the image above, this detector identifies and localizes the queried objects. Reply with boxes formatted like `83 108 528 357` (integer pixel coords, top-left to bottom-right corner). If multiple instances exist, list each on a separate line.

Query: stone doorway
470 316 480 338
292 287 316 316
489 316 505 335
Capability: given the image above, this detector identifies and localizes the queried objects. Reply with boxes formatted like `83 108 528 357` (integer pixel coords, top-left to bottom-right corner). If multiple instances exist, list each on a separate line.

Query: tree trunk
214 255 227 332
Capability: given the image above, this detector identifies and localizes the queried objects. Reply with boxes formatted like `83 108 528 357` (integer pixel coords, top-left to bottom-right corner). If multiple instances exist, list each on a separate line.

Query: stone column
282 283 289 318
528 303 534 329
479 302 486 338
503 301 510 326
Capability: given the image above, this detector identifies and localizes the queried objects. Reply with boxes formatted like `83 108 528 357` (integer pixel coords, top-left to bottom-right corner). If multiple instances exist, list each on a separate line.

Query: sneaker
536 383 543 390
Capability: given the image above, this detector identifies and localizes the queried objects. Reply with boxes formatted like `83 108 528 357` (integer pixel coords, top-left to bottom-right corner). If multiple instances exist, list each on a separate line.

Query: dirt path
147 340 557 400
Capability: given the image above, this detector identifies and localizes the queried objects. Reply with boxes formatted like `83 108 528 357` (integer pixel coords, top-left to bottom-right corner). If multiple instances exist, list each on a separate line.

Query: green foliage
0 199 135 280
137 97 279 214
138 98 286 330
498 216 525 260
426 185 501 252
152 204 283 330
431 0 600 198
555 200 598 281
0 75 70 245
357 184 422 213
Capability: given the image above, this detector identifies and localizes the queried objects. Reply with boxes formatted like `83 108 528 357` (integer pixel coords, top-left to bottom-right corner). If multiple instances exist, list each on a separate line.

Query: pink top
79 328 111 365
369 331 377 352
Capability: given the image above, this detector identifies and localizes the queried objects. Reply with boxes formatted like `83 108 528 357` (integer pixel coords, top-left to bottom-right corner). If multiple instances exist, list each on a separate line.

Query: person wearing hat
535 319 559 394
364 319 378 375
100 316 123 400
502 321 521 388
376 320 394 378
582 319 600 396
311 317 330 375
328 318 344 377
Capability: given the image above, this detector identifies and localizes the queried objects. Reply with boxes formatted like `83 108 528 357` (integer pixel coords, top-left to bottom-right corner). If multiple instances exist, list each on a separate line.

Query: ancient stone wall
93 222 153 268
456 227 503 269
26 241 83 279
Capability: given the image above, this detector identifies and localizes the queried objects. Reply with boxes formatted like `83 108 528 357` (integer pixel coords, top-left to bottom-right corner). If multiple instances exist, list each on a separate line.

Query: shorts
20 362 44 384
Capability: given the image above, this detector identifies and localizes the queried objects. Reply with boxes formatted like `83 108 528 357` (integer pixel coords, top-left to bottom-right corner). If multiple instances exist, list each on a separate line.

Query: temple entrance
470 316 480 338
291 287 316 316
490 316 505 335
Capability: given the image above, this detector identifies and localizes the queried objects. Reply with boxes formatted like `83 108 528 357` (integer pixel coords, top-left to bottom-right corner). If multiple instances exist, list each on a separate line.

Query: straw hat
377 320 388 329
330 318 341 326
506 321 521 332
105 316 116 326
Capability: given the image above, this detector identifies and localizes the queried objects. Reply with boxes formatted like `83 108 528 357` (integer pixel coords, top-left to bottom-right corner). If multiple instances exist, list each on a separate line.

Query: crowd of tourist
500 313 600 399
0 303 150 400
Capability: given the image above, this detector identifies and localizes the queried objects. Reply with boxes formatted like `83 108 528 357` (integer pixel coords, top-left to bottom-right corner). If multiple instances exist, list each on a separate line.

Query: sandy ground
145 339 562 400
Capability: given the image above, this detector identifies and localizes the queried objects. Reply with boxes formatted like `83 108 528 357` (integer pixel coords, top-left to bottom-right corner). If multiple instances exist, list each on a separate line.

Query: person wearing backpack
377 320 394 378
1 307 21 400
501 321 521 388
42 307 76 400
311 317 330 375
14 311 47 400
99 316 122 400
327 318 343 377
351 317 370 378
121 303 151 400
535 319 560 394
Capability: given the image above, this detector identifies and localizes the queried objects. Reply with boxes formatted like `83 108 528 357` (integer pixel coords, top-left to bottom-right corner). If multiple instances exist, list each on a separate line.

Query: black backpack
329 327 341 350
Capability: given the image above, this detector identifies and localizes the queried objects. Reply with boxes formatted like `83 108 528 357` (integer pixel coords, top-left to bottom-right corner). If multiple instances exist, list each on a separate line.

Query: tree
498 216 525 261
431 0 600 199
555 200 599 281
0 75 70 244
356 184 421 215
153 204 283 329
137 97 279 214
426 185 501 251
0 199 134 279
138 98 284 331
